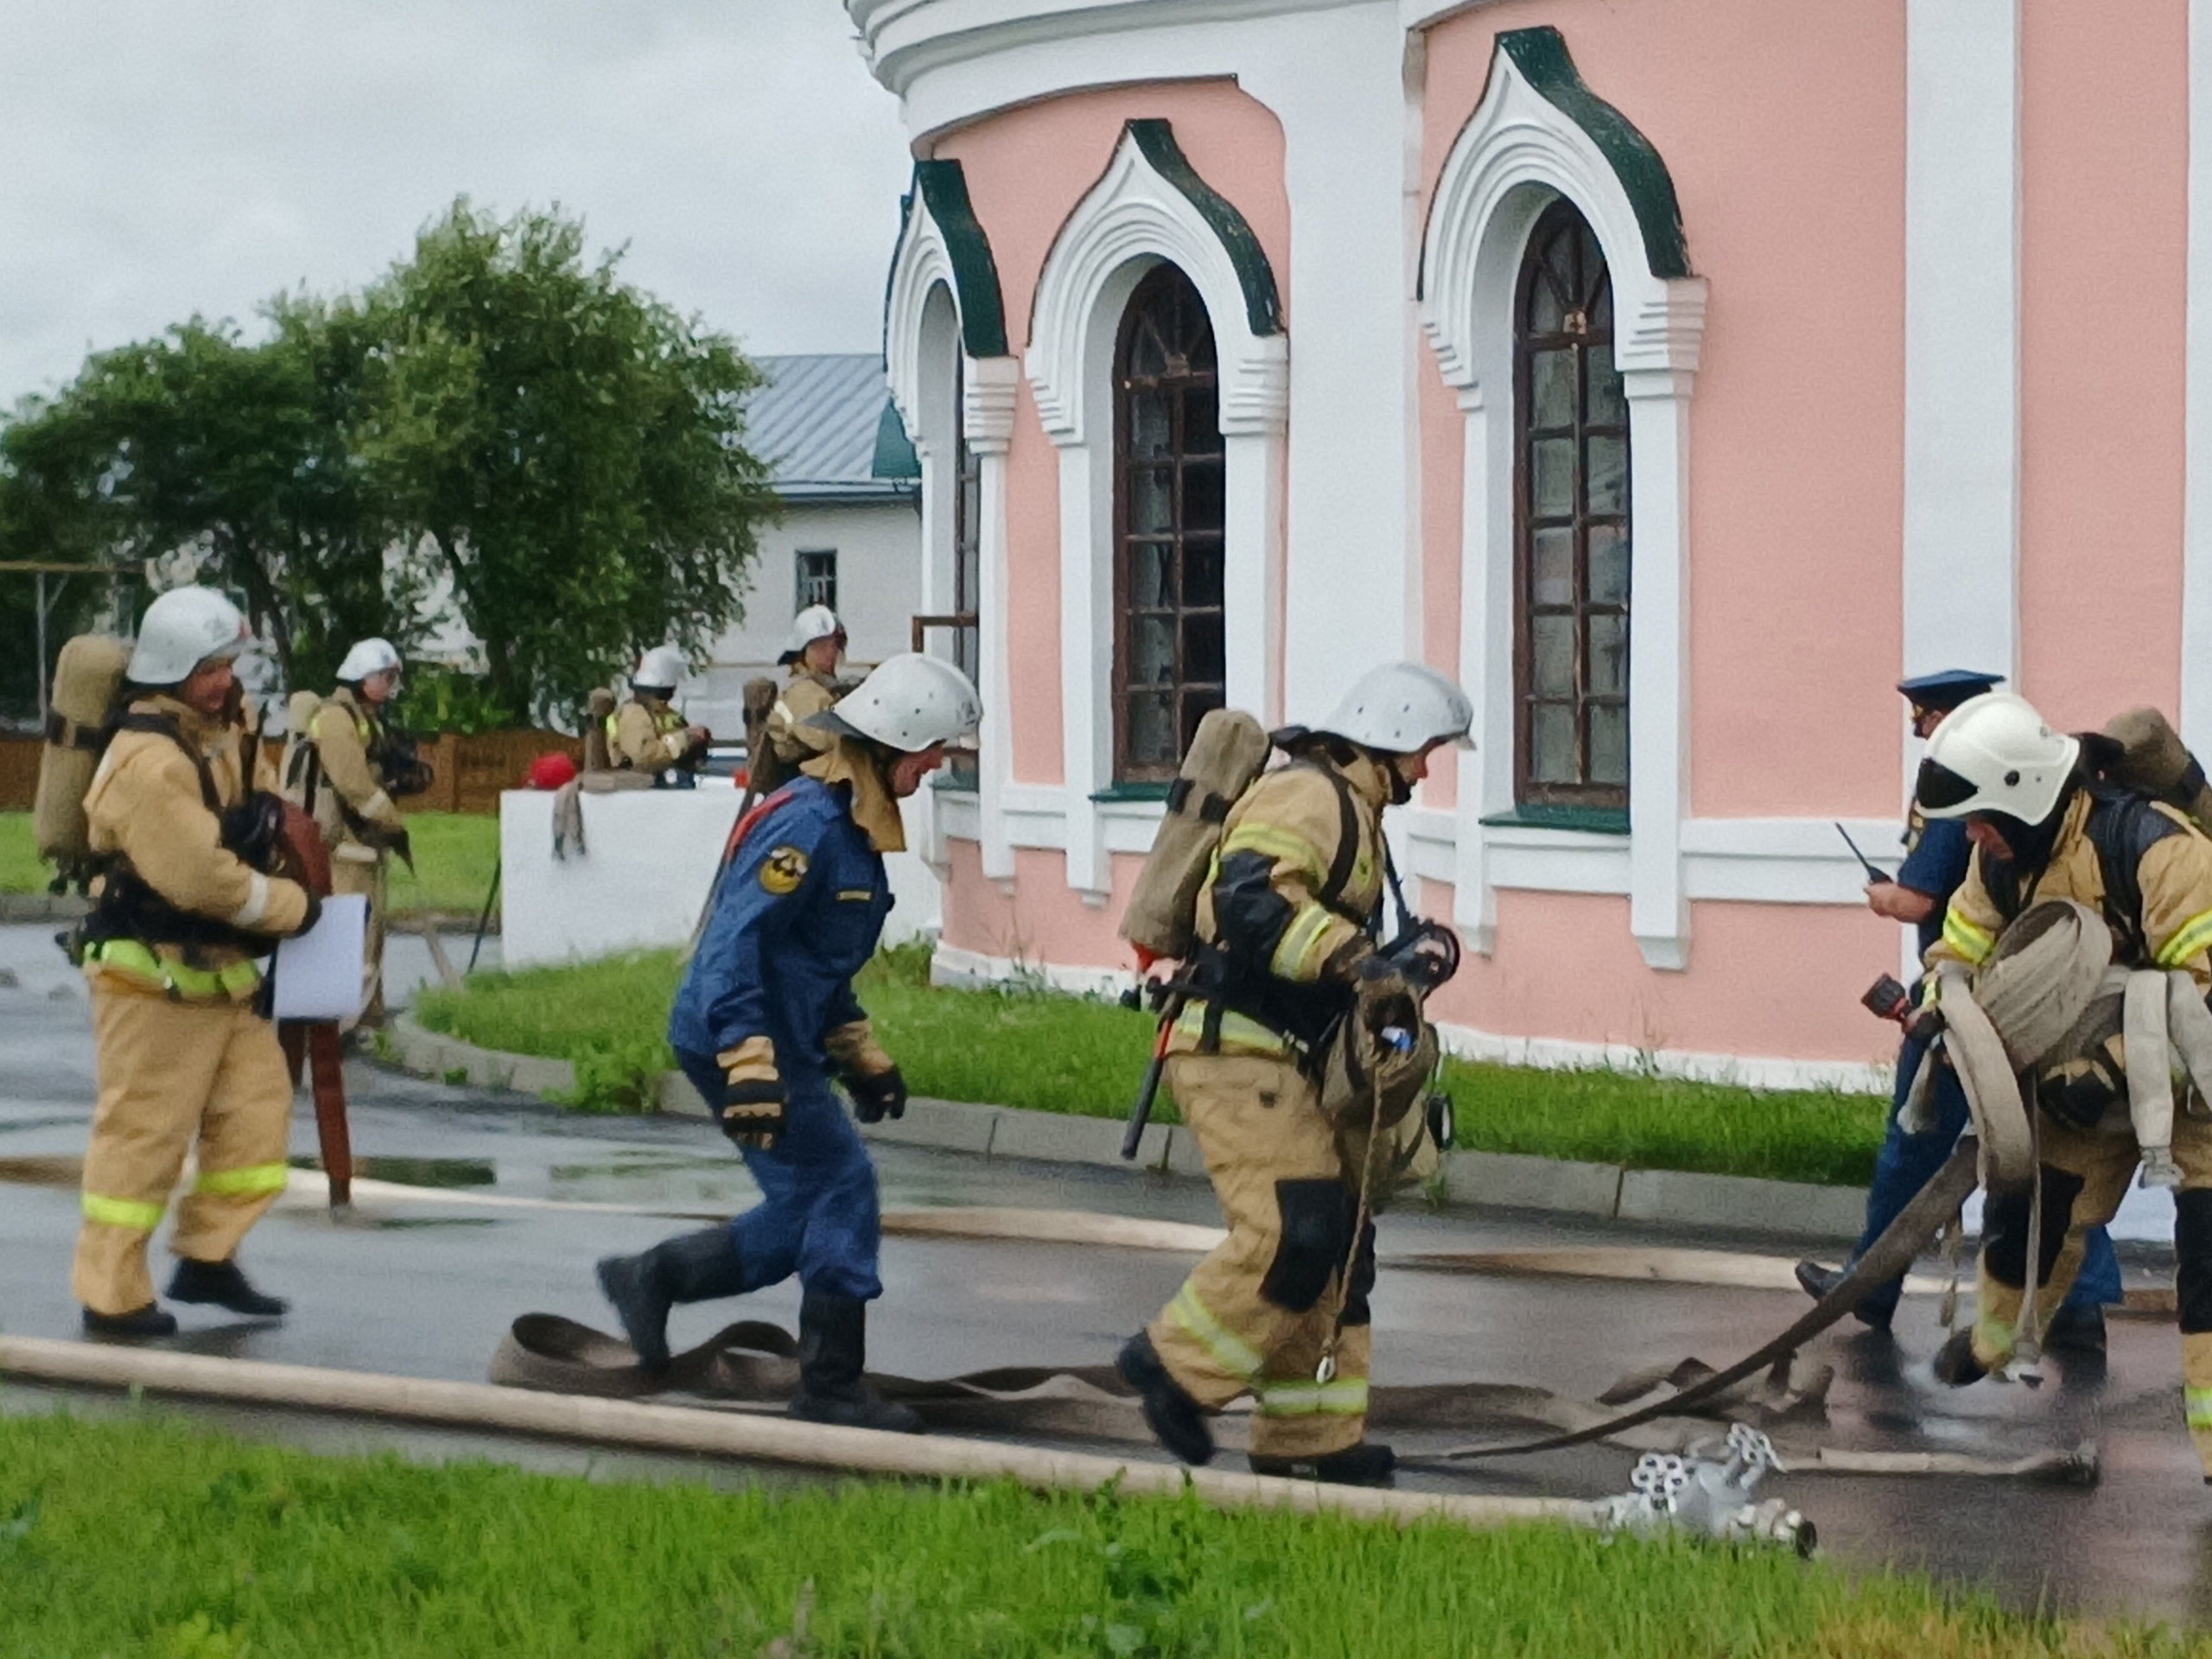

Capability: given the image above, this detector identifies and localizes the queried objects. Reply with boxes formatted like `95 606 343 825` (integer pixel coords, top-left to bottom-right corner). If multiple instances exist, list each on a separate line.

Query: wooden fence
0 729 581 816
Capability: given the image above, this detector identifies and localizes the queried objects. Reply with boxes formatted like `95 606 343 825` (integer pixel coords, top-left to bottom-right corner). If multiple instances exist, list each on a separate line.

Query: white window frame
1027 118 1288 899
884 163 1020 881
1419 34 1707 969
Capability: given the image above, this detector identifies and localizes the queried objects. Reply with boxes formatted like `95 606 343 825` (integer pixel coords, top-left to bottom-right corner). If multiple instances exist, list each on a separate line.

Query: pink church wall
931 83 1292 788
939 838 1151 969
2017 0 2188 730
1419 2 1908 821
1424 885 1899 1067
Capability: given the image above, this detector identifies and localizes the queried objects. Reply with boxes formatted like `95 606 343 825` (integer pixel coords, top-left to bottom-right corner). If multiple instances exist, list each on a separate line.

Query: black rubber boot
1795 1258 1894 1331
1249 1442 1396 1487
1116 1331 1215 1466
786 1286 924 1433
596 1227 746 1371
2043 1301 2107 1357
168 1258 288 1318
1931 1329 1988 1386
82 1304 178 1339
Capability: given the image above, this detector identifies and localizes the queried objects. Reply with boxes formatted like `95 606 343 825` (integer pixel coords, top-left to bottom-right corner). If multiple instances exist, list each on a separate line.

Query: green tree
0 300 409 693
358 200 775 723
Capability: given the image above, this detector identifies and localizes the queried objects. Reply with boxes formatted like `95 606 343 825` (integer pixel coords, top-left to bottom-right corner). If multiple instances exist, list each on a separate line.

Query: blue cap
1897 669 2005 711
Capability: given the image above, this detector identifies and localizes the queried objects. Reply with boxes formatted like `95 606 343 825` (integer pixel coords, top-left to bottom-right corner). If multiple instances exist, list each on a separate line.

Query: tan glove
824 1019 906 1124
716 1036 784 1148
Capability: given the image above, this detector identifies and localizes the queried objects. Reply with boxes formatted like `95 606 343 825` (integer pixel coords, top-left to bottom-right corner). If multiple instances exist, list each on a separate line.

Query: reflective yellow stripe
1218 824 1326 885
194 1162 289 1198
1168 1282 1263 1382
1269 905 1339 982
86 939 259 999
1972 1313 2013 1362
1171 1004 1296 1058
2187 1388 2212 1431
1254 1376 1370 1418
1943 908 1997 965
81 1192 164 1231
2158 909 2212 969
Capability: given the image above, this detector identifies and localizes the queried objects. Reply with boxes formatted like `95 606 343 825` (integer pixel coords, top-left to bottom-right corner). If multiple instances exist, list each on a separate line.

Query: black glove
220 791 289 871
846 1065 908 1125
294 890 324 938
720 1076 786 1148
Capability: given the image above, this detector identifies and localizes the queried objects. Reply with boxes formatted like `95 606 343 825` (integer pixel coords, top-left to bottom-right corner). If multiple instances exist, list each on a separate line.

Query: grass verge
410 944 1886 1184
0 1413 2180 1658
0 809 499 923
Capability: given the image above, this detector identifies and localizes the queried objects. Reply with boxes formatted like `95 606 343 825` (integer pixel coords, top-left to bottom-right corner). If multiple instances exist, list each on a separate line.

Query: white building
681 353 923 736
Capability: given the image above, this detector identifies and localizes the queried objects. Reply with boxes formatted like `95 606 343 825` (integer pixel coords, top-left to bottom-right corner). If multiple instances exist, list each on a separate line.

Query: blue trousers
677 1051 882 1303
1853 1033 2121 1320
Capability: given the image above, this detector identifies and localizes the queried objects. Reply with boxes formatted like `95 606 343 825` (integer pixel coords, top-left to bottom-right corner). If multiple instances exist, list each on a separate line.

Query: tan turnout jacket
766 668 838 766
1172 750 1393 1057
84 696 311 975
309 686 404 861
613 697 697 773
1929 789 2212 988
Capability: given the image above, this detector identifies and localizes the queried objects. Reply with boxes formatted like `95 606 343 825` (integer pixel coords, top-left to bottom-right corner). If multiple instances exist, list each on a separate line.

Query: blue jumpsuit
1850 815 2121 1320
667 778 894 1303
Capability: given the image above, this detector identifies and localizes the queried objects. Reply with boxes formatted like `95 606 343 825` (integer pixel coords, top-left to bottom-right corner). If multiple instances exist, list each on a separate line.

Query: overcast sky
0 1 914 405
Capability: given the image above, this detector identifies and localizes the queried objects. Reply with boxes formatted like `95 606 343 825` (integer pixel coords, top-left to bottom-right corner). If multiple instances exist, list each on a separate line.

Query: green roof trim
1125 119 1283 338
870 398 920 480
1497 27 1690 279
904 159 1009 359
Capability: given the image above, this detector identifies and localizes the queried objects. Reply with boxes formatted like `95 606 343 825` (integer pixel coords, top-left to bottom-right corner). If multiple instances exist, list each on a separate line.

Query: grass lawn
0 809 499 922
0 812 42 895
0 1413 2178 1659
411 944 1888 1185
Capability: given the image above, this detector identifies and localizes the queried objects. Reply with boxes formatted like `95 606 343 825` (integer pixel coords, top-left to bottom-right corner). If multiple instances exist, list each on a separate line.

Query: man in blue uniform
1796 669 2120 1348
595 653 982 1431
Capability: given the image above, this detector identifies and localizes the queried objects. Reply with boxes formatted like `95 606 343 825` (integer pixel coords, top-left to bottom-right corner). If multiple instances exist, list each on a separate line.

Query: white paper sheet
270 894 368 1021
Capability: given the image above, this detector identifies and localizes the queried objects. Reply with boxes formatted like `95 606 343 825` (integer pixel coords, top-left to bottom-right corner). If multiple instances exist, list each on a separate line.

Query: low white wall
500 783 942 969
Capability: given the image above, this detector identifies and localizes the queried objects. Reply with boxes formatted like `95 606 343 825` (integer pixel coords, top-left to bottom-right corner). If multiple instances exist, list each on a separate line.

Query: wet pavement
6 924 2212 1626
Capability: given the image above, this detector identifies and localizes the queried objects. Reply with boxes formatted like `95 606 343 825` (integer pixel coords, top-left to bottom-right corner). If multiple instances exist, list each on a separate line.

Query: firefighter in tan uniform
74 587 316 1338
611 645 709 785
1916 693 2212 1473
1116 662 1473 1485
752 605 846 795
304 638 415 1027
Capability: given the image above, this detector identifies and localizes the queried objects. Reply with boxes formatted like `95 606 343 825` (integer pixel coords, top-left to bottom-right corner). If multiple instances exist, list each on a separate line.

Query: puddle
362 1217 501 1231
0 1154 81 1187
287 1155 496 1189
548 1156 731 1183
0 1116 92 1137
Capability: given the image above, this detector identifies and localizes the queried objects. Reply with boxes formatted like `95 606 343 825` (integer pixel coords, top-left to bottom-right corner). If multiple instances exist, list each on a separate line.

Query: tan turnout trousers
1146 1053 1374 1459
1971 1109 2212 1474
331 852 388 1027
74 979 294 1315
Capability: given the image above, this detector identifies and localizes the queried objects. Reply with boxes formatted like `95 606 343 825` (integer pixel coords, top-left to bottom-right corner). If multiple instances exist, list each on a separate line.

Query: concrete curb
383 1014 1867 1242
0 893 87 923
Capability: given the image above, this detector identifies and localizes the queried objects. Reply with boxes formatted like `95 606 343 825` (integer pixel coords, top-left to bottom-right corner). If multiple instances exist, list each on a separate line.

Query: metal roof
745 353 918 502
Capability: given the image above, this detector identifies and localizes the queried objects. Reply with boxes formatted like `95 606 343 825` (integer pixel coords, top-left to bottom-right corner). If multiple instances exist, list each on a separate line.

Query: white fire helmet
816 653 980 753
336 637 402 683
1916 691 2082 825
1309 662 1475 755
126 587 250 686
633 645 689 695
780 605 845 664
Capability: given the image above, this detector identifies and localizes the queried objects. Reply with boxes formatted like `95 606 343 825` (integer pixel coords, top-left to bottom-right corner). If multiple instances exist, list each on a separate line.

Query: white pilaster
1902 0 2021 687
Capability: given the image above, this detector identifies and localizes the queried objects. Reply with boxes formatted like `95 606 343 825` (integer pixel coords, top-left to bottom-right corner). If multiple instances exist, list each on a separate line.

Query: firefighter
1917 692 2212 1473
752 605 846 795
1116 661 1473 1486
1796 671 2120 1347
611 645 710 784
302 638 416 1028
73 587 316 1337
594 652 981 1430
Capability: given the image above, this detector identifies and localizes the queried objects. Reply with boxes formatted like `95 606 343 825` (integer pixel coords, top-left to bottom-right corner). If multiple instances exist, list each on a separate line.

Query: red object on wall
527 753 580 791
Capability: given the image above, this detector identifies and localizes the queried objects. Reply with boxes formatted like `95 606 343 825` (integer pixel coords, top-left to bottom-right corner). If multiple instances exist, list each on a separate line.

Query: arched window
1514 200 1629 810
1113 263 1224 782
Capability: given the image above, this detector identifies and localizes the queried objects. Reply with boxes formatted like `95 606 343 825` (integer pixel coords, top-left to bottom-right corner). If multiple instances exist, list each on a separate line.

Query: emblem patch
760 845 809 895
